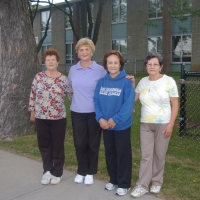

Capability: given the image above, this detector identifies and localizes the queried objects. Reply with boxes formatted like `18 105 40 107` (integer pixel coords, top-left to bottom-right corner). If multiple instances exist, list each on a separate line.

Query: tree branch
85 0 93 38
92 0 107 45
36 3 52 53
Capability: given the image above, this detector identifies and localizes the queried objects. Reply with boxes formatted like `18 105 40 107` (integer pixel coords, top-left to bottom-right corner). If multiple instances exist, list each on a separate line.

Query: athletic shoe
74 174 85 183
150 185 161 193
41 171 52 185
131 185 148 198
116 187 130 196
105 183 117 190
84 174 94 185
50 175 62 184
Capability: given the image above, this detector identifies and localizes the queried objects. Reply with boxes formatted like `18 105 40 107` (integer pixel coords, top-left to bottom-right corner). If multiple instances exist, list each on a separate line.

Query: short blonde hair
75 38 95 54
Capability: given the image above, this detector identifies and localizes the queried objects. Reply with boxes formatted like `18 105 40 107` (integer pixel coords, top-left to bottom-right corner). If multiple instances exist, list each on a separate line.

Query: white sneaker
74 174 85 183
116 188 130 196
131 185 148 198
84 174 94 185
41 171 52 185
150 185 161 193
50 175 62 184
105 183 117 190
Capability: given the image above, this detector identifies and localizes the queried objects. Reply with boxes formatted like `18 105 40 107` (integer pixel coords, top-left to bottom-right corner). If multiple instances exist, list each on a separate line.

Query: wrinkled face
45 55 58 71
146 57 162 76
77 45 93 62
106 54 121 78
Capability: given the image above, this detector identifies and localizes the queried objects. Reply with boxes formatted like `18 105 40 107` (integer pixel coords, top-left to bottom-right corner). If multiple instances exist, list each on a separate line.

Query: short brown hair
102 50 124 70
75 38 95 54
43 48 60 62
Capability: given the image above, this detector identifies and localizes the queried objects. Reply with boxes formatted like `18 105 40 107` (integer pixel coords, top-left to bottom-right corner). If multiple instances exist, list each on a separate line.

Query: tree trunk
0 0 39 141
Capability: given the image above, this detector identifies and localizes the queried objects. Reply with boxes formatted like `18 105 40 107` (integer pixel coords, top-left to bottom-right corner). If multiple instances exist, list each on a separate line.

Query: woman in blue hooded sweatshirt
94 50 135 196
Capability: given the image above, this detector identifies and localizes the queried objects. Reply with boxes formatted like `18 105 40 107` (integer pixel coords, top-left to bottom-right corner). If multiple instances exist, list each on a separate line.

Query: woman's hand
163 124 173 138
163 97 179 138
125 75 135 87
30 111 35 122
107 118 116 129
99 118 109 129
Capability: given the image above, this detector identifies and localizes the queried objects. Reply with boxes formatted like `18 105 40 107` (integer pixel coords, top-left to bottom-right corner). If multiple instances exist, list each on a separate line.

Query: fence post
179 63 186 136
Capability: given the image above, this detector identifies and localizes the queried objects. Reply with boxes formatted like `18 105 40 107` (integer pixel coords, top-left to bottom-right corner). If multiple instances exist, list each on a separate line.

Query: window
41 10 51 31
112 39 127 59
148 37 163 54
42 45 51 64
112 0 127 23
148 0 163 18
65 6 73 29
66 43 74 64
172 0 192 10
172 35 191 62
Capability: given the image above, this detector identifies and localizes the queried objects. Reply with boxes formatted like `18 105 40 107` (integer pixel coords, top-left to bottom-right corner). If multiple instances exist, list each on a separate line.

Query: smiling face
146 57 162 76
45 55 58 71
106 54 121 78
77 45 93 62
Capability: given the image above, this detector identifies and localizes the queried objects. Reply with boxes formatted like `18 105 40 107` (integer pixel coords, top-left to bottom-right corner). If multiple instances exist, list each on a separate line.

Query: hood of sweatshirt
104 69 127 80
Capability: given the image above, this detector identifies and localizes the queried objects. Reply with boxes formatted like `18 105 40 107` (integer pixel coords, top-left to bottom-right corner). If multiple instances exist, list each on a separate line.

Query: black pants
35 118 66 177
103 127 132 188
71 111 102 176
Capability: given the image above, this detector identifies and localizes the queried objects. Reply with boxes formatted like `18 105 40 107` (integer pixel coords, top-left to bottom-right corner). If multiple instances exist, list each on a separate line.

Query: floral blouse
28 72 73 120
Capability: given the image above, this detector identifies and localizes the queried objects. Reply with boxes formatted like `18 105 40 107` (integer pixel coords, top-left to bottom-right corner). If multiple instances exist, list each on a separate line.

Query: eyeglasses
147 64 160 67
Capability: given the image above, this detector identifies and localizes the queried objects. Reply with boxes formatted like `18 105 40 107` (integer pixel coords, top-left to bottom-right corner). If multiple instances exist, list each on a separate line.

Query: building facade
33 0 200 73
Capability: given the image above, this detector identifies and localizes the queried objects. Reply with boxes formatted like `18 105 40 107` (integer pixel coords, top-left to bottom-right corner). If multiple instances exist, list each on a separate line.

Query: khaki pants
136 123 170 190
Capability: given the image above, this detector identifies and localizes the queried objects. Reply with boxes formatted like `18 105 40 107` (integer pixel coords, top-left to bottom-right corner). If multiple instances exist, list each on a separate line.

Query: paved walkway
0 150 163 200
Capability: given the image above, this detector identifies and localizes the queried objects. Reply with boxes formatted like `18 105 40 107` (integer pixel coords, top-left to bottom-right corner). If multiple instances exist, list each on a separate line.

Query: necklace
148 80 156 92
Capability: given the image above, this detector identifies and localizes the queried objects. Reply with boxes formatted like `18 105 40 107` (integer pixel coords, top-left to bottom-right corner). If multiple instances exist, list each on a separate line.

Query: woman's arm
163 97 179 138
65 77 73 100
28 76 37 122
135 92 139 102
111 81 135 125
125 75 135 88
30 111 35 122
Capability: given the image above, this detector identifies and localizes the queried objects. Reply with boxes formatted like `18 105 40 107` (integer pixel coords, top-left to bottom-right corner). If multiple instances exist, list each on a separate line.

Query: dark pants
103 127 132 188
35 118 66 177
71 111 102 176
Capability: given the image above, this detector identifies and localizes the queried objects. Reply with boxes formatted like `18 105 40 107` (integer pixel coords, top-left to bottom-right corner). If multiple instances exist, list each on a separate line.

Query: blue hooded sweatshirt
94 69 135 130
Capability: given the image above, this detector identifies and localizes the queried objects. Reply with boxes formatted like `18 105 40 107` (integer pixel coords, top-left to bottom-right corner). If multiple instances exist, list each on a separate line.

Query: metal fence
179 64 200 137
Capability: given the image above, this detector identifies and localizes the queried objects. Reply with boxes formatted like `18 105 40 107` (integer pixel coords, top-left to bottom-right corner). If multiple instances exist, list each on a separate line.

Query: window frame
112 38 127 59
172 34 192 63
66 43 74 64
41 10 51 31
148 0 163 19
112 0 127 23
148 36 163 54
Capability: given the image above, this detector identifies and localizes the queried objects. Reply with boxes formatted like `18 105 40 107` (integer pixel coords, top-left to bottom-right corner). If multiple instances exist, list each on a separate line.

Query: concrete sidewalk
0 150 163 200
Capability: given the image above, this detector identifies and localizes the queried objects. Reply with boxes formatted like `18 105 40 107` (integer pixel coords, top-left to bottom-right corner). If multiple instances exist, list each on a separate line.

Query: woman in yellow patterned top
131 52 179 198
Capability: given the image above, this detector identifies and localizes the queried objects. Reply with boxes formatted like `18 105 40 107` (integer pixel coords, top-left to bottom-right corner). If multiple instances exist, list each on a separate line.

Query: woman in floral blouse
28 48 73 185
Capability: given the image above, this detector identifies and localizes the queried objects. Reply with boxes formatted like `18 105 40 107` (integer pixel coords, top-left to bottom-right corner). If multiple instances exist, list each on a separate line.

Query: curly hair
43 48 60 62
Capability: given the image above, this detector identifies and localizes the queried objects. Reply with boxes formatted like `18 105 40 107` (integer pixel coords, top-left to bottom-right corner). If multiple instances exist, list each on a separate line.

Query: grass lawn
0 72 200 199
